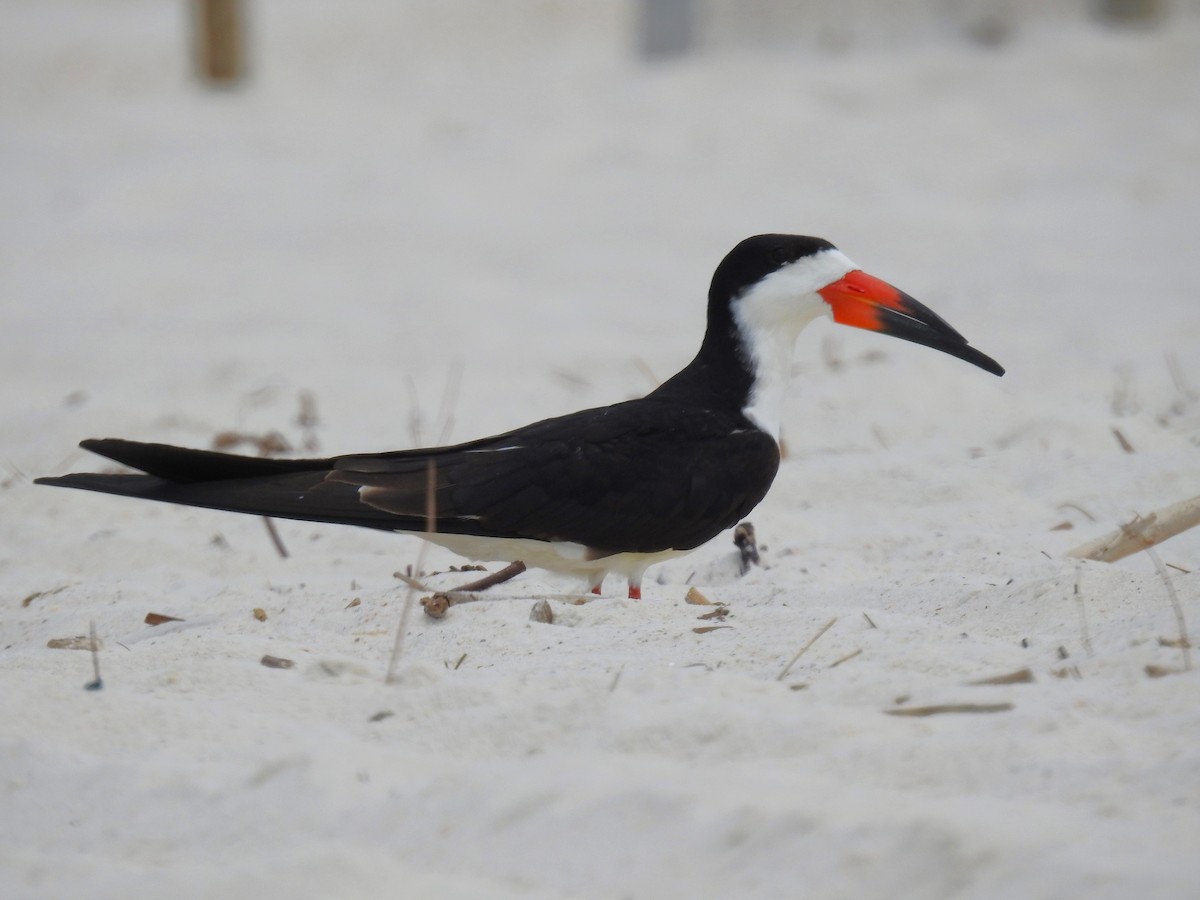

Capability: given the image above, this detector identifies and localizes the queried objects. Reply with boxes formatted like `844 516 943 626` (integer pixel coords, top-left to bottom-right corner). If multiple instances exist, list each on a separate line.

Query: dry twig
393 570 429 592
84 621 103 691
47 635 100 650
262 517 289 558
22 585 68 607
886 703 1013 717
213 430 290 456
966 668 1034 686
1066 494 1200 562
401 561 528 619
828 648 862 668
1110 427 1135 453
634 358 661 389
451 561 526 592
385 461 434 682
776 617 837 681
296 389 320 452
1146 547 1192 672
1073 565 1093 658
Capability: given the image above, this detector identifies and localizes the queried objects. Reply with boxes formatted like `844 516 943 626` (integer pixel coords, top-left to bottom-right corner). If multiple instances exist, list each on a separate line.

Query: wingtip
33 473 100 490
79 437 127 457
981 355 1005 377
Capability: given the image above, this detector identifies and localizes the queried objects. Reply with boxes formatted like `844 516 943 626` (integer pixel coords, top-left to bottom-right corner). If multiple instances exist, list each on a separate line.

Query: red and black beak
818 270 1004 376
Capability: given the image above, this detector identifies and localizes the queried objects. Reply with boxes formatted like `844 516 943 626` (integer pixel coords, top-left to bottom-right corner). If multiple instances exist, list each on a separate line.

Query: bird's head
711 234 1004 377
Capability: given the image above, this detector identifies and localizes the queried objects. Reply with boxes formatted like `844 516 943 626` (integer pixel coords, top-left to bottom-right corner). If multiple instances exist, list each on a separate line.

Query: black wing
36 398 780 554
333 398 780 553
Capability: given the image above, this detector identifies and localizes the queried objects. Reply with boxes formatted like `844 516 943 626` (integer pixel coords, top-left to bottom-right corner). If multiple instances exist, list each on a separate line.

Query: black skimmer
36 235 1003 598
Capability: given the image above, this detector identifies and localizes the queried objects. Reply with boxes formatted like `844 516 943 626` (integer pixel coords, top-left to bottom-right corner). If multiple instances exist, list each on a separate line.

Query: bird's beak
818 270 1004 376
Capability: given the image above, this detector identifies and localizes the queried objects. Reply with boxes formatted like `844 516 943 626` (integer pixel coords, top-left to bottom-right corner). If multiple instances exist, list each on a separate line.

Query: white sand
3 3 1199 898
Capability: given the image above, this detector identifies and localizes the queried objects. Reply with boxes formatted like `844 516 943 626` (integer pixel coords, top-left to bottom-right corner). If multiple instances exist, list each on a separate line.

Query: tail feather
35 472 178 499
78 438 329 482
34 440 422 532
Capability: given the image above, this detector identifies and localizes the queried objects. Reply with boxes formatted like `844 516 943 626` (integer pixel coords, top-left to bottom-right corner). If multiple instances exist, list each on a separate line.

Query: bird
36 234 1003 599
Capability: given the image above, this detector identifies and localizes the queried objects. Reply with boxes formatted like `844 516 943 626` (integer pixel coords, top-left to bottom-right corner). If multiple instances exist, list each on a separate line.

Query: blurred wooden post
194 0 245 85
1094 0 1166 26
637 0 696 61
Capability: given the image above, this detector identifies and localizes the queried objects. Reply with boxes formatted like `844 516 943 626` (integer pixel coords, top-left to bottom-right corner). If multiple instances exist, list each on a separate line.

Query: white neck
731 248 857 440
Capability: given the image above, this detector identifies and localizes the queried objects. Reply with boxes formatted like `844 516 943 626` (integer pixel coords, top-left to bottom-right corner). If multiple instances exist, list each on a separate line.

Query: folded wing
37 399 780 555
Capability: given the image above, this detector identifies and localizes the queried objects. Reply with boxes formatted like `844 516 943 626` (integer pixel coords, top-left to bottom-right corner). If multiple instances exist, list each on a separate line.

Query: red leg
626 567 647 600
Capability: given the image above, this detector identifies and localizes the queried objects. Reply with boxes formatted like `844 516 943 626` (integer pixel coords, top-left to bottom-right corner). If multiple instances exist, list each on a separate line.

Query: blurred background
3 1 1198 471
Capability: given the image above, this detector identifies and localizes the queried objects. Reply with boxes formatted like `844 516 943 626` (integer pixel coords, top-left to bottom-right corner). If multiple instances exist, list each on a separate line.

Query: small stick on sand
1165 351 1196 400
1066 494 1200 563
296 389 320 452
1073 565 1093 658
828 648 862 668
433 362 464 446
262 516 289 558
1110 427 1135 453
84 621 103 691
386 460 436 683
609 666 623 693
393 570 430 592
886 703 1013 717
776 617 836 681
966 667 1034 686
1058 502 1097 522
451 561 527 592
400 562 529 619
421 562 529 619
1145 547 1192 672
634 358 661 389
421 591 489 619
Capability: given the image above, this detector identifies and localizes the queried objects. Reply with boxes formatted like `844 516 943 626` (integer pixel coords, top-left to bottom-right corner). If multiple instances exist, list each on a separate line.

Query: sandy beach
2 3 1199 897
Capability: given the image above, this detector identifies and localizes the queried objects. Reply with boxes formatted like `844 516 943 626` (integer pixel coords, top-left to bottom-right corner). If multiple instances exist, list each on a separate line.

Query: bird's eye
770 246 791 266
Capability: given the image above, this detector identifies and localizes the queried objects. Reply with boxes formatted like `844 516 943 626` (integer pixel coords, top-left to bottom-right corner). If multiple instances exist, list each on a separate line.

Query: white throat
732 248 857 440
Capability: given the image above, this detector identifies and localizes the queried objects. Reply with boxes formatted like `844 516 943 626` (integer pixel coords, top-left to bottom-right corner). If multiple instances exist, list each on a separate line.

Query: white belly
408 531 691 589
